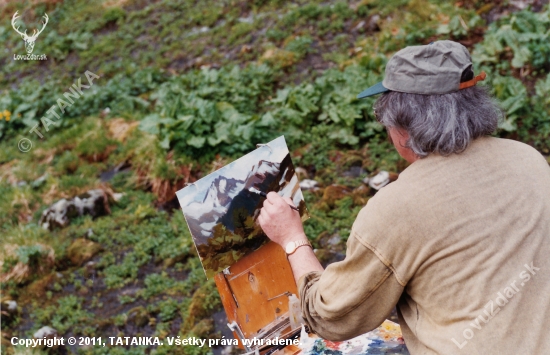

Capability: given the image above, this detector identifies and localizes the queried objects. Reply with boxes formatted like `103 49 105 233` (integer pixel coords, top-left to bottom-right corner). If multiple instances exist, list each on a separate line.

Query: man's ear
385 127 393 145
388 127 419 163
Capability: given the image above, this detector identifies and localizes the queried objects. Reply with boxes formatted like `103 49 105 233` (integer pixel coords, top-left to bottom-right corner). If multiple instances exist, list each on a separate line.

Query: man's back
358 137 550 354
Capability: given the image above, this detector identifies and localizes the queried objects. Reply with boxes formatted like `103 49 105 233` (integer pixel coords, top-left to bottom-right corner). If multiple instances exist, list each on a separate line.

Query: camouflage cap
357 41 483 99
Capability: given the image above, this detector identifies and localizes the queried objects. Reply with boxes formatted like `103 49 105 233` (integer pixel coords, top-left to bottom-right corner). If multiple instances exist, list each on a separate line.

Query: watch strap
285 239 312 255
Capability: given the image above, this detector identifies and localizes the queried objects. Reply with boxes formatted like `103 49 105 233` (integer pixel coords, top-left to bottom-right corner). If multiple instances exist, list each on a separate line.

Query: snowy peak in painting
176 136 309 278
254 159 280 177
244 160 280 190
185 159 282 242
202 175 240 209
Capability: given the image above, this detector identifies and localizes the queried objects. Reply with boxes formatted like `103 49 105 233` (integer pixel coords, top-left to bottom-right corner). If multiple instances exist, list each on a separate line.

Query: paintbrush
249 187 300 212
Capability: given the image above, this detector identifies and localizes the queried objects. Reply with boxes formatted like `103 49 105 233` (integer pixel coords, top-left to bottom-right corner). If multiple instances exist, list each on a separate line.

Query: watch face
285 241 296 254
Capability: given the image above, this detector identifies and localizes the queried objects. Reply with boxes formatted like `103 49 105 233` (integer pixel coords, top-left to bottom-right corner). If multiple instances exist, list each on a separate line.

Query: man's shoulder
472 137 549 174
353 178 419 238
472 137 544 160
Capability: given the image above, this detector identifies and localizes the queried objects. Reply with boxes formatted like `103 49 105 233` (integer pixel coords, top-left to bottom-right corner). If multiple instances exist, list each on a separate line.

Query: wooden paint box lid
214 241 300 352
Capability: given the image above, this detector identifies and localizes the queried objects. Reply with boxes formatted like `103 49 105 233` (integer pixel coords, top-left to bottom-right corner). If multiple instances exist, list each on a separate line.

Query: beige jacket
299 137 550 354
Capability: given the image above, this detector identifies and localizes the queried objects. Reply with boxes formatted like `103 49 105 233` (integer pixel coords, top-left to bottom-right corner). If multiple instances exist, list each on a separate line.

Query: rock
316 232 344 251
100 161 131 182
315 232 346 267
120 287 140 297
510 0 534 10
39 189 111 230
367 14 381 32
32 174 48 189
33 326 57 339
1 299 19 327
314 248 345 268
240 44 252 54
112 193 124 201
1 299 18 315
67 238 103 266
221 346 235 355
342 166 366 178
5 300 17 311
354 20 365 31
127 306 149 328
299 179 319 190
368 171 390 190
327 234 341 246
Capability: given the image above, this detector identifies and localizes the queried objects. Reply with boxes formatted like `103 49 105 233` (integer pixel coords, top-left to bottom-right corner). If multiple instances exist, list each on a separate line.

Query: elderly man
258 41 550 354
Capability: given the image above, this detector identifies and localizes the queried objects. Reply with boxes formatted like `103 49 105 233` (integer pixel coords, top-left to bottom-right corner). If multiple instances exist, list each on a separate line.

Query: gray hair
373 82 503 158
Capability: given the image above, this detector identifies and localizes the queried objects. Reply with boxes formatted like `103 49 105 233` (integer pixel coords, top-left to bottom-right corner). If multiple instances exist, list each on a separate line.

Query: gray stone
5 300 17 311
32 174 48 189
354 20 365 31
1 300 19 326
327 234 341 246
33 326 57 339
221 346 234 355
39 189 110 230
342 166 366 178
368 171 390 190
367 14 381 32
299 179 319 190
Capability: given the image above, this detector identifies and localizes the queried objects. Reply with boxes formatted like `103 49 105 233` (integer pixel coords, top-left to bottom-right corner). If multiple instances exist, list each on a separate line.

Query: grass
0 1 549 354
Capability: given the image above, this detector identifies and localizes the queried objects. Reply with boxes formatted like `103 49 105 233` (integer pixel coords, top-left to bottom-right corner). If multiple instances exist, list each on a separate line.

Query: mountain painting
176 136 309 278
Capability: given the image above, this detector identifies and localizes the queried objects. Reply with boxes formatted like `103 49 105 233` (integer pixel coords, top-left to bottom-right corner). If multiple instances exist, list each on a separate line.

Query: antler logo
11 11 49 54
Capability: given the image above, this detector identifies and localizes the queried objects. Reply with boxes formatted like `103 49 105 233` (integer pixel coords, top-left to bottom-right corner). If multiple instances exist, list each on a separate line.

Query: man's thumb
282 196 296 206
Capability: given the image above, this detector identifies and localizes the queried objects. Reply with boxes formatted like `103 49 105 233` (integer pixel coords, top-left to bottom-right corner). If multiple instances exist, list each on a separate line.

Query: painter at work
176 136 309 278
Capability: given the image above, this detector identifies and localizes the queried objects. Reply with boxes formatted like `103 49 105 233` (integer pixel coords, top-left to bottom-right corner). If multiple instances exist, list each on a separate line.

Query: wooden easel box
214 241 301 352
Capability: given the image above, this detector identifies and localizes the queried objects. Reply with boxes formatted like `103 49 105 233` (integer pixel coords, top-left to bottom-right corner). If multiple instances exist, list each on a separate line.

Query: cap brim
356 81 390 99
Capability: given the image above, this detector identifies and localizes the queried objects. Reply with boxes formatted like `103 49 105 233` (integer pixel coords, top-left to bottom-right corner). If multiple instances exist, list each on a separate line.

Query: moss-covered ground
1 1 549 354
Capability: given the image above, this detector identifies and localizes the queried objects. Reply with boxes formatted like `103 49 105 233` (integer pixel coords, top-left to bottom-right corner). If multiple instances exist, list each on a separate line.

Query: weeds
1 1 548 354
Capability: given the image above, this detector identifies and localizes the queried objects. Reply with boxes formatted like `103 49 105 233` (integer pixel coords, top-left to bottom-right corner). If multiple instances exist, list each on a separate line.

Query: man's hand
258 192 324 283
258 192 307 247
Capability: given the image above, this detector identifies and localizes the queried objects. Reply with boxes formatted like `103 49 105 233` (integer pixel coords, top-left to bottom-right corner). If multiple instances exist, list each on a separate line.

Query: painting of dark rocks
176 136 309 278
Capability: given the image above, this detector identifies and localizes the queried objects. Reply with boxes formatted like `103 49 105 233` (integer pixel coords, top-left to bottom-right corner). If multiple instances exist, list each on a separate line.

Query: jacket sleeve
298 231 404 341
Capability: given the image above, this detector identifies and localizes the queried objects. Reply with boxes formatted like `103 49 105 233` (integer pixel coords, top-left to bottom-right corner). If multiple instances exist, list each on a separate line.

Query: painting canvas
176 136 309 278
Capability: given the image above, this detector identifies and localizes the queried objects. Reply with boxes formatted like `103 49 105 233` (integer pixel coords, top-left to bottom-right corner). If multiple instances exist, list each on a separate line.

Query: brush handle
255 189 299 211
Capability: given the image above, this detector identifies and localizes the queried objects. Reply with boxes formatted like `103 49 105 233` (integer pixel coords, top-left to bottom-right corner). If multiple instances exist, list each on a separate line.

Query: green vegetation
1 0 549 354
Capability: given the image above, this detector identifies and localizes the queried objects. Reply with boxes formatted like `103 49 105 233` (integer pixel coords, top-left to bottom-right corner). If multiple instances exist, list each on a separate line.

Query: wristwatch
285 240 312 255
